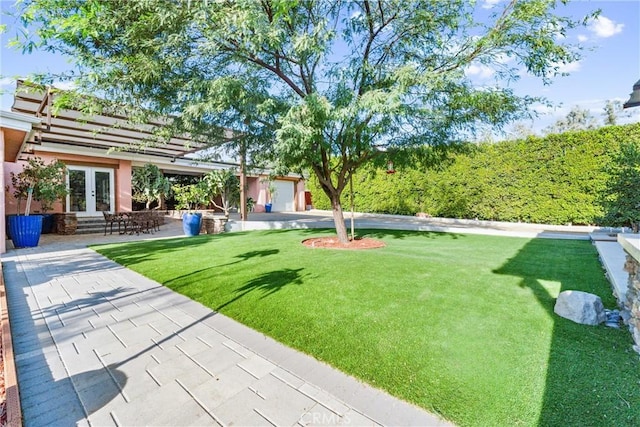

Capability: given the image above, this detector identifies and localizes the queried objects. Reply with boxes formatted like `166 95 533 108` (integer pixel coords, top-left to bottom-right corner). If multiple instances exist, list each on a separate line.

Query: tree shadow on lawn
216 268 306 311
494 238 640 426
163 249 281 287
91 232 253 267
235 249 280 261
358 228 464 240
257 227 465 241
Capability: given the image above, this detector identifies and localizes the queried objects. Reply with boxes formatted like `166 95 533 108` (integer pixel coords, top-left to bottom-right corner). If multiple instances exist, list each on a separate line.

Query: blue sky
1 0 639 135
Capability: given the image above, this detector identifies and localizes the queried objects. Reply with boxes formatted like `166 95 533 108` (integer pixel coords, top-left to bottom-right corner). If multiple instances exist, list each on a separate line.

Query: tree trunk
330 192 349 243
239 147 247 221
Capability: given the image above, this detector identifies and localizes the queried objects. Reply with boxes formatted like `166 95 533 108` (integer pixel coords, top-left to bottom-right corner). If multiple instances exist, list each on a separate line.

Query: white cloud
577 34 589 43
588 16 624 38
481 0 502 9
0 77 16 87
465 64 495 79
495 53 514 65
52 81 77 91
556 60 582 74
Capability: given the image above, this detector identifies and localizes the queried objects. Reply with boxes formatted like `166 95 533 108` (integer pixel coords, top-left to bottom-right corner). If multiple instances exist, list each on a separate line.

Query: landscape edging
0 262 22 426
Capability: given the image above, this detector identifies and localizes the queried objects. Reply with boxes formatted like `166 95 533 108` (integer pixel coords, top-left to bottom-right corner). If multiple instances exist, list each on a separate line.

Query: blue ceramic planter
265 203 272 213
9 215 43 248
182 212 202 237
41 214 54 234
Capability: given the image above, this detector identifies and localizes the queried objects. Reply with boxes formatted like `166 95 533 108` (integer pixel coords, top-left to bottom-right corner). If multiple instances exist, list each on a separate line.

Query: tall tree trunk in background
239 146 247 221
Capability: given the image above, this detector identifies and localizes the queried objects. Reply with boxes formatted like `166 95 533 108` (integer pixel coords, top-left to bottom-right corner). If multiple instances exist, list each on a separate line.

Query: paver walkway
1 229 449 426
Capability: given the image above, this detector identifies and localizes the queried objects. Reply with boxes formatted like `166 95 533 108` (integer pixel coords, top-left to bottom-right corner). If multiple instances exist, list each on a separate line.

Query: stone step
76 217 107 234
75 226 108 235
75 214 169 235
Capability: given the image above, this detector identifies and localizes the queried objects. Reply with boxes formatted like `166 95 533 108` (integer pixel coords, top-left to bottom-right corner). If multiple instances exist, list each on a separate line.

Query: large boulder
554 291 606 325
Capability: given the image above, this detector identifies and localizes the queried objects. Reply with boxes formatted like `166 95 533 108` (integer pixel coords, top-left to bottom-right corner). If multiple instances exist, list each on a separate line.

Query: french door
67 166 115 216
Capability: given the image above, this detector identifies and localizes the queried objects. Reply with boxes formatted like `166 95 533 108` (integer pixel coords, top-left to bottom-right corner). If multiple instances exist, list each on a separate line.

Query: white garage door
272 180 295 212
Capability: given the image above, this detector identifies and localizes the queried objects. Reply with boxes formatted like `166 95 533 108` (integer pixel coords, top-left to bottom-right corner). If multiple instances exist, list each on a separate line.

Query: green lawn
93 229 640 427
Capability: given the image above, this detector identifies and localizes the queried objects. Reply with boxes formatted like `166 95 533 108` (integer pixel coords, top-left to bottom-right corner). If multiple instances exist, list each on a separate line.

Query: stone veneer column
623 255 640 352
619 234 640 353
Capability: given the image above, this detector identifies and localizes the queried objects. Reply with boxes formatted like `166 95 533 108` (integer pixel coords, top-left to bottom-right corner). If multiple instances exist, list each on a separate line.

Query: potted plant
264 179 277 213
33 158 69 233
172 182 207 236
202 169 240 218
132 163 172 210
246 197 255 213
8 157 68 246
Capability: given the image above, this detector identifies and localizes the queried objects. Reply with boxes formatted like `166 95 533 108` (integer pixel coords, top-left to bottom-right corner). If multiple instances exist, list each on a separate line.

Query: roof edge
0 109 42 132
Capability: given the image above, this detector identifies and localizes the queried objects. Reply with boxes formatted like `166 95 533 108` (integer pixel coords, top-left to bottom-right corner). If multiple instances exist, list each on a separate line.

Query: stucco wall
3 161 30 215
1 131 5 254
4 152 133 215
250 176 304 213
117 161 132 212
5 151 303 219
295 179 306 211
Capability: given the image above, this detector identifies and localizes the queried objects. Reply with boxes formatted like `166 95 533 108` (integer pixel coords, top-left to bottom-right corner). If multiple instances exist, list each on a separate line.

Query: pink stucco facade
1 130 7 254
251 176 305 213
2 97 307 254
4 152 134 216
1 111 42 254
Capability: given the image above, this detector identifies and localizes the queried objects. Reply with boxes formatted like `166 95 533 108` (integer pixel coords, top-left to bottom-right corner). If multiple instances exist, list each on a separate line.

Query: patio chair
124 211 154 235
151 210 162 232
102 211 125 235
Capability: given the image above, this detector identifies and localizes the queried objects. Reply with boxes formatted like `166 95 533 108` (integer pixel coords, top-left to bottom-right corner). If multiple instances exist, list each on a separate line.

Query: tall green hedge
306 123 640 225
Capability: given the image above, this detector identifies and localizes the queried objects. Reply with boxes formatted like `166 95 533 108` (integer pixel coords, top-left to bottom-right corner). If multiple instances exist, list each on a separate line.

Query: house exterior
1 83 306 254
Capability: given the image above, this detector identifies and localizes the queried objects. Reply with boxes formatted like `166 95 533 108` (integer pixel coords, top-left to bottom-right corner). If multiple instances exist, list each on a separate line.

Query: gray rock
554 291 606 325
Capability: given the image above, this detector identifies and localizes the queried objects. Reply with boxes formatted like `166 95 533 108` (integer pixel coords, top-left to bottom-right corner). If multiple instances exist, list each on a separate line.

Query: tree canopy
13 0 595 241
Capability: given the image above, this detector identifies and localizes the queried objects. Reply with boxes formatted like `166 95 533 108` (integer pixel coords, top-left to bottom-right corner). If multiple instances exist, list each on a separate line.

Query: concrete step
76 217 107 235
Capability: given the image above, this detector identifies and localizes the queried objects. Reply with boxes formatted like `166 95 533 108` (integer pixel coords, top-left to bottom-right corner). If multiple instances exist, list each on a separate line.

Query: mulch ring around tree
302 236 385 250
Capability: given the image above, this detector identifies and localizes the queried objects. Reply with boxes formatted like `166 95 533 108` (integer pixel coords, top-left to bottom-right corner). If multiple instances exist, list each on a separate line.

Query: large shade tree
13 0 594 242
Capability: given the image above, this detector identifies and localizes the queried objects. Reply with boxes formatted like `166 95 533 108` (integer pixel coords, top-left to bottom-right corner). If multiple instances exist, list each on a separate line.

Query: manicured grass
93 229 640 426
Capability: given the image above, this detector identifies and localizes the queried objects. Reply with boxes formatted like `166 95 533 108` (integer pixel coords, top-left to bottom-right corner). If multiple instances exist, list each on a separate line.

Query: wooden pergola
10 80 250 220
11 81 207 160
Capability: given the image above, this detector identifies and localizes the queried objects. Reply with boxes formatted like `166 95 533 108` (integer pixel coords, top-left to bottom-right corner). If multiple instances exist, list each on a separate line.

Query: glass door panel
68 168 88 214
67 166 115 216
95 171 112 212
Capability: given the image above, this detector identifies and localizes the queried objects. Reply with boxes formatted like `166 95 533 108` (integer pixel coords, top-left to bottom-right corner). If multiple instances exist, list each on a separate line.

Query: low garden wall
618 234 640 353
166 210 228 234
53 212 78 235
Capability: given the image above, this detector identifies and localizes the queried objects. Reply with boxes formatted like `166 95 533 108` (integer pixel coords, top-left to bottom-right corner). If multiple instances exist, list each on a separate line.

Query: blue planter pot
5 214 17 239
182 212 202 237
265 203 272 213
9 215 43 248
41 214 55 234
